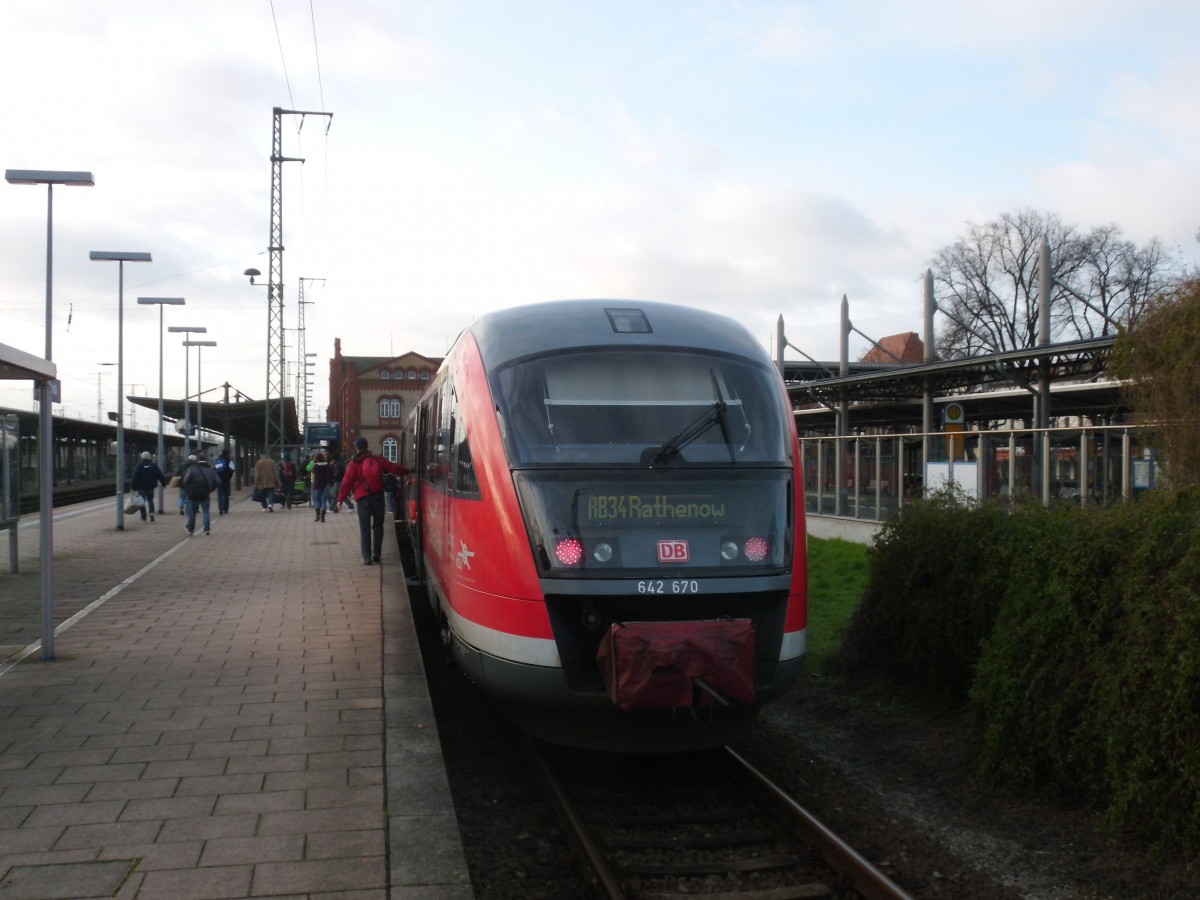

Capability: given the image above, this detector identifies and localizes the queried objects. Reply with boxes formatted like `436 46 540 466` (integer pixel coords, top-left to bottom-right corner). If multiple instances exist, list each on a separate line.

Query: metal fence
800 424 1160 523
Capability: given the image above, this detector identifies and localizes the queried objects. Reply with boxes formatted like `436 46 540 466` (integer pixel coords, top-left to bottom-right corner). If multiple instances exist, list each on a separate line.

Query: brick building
860 331 925 364
326 338 442 461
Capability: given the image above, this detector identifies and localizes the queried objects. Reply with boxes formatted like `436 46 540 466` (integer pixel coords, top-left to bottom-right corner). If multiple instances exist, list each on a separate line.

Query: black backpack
183 464 216 499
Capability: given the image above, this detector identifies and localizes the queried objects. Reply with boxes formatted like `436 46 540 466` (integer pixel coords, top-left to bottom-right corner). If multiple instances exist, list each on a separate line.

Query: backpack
183 463 216 500
282 460 297 480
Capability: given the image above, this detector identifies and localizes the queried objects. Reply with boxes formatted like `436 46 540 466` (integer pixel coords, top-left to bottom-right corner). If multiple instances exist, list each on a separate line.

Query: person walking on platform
173 455 197 516
214 448 235 515
181 455 220 535
253 451 280 512
331 453 353 512
280 453 298 510
307 450 332 522
337 437 408 565
130 451 167 522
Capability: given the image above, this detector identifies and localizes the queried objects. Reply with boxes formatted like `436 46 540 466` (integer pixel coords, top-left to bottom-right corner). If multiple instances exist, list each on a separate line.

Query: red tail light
744 536 770 562
555 538 584 566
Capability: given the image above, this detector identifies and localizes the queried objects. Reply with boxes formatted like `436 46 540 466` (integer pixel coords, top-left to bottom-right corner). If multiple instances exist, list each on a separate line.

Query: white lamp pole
5 168 94 660
90 250 152 531
137 297 185 511
168 326 207 457
184 340 217 455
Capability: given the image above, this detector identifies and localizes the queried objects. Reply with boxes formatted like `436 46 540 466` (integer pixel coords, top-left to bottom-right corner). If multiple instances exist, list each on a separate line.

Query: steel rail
527 738 627 900
726 746 914 900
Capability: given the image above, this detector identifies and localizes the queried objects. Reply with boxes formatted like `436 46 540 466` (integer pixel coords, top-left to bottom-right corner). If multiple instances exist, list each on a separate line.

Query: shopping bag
125 495 145 514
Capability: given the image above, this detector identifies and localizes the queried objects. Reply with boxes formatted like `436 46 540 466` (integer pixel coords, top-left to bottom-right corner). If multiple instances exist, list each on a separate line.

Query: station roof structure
128 393 301 447
783 335 1128 432
0 341 55 383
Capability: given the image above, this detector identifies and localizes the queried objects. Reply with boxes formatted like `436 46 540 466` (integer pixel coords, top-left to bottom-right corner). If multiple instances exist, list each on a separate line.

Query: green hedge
837 487 1200 853
834 487 1014 703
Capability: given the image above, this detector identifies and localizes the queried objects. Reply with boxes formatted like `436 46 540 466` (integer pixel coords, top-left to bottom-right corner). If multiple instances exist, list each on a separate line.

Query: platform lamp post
90 250 153 531
168 326 207 458
6 169 94 660
137 297 185 512
183 340 217 457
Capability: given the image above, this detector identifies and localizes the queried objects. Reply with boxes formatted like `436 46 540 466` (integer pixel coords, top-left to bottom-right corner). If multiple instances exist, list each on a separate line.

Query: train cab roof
467 300 771 373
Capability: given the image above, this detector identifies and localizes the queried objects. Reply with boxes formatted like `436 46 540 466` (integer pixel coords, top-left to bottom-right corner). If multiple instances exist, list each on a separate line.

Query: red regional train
397 300 807 752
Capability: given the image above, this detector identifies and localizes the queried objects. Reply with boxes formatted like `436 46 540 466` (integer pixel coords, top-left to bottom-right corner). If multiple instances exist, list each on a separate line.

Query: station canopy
129 393 301 446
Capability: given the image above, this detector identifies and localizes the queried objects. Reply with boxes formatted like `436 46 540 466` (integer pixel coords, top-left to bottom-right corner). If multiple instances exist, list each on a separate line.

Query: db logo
657 540 690 563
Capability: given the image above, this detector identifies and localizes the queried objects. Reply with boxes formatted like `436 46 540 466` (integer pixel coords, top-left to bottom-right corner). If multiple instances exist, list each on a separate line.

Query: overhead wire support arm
846 321 906 364
781 338 839 415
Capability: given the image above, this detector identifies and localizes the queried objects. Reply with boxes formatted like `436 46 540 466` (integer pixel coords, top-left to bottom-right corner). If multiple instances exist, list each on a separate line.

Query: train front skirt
596 619 756 710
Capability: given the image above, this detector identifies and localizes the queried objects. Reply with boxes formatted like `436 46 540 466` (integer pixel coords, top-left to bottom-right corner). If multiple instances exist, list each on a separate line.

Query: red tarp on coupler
596 619 757 711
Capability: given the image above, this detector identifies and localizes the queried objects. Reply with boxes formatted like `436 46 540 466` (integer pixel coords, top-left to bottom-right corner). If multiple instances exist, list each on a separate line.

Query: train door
402 403 430 583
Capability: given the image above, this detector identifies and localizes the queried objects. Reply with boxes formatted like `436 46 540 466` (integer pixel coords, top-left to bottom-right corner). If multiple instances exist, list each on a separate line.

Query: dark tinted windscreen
494 350 788 466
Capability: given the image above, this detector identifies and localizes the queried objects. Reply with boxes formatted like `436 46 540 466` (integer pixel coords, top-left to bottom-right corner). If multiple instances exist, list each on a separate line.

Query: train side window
455 438 478 496
453 411 480 498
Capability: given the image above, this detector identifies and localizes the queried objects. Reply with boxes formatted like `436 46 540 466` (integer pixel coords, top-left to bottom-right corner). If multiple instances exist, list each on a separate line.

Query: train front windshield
494 349 789 467
494 349 794 579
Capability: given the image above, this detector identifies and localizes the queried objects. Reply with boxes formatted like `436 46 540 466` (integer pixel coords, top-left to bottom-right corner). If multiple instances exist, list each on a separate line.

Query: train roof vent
605 307 652 334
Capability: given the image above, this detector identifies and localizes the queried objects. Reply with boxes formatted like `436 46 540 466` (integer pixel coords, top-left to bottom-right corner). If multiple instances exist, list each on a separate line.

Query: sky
2 0 1198 429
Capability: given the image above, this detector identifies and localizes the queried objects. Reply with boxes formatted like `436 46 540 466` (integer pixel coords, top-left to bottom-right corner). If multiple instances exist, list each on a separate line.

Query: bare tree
1057 225 1169 338
930 209 1170 358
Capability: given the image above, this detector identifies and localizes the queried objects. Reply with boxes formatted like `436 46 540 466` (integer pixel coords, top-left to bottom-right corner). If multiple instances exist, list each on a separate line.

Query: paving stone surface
0 490 472 898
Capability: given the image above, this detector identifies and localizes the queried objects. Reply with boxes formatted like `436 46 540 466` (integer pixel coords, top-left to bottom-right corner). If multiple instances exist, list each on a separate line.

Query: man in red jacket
337 436 409 565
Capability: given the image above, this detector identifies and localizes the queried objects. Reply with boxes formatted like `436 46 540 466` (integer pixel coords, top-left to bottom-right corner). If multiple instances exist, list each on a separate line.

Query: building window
380 370 390 379
383 437 398 462
408 369 418 380
421 371 430 381
380 398 401 419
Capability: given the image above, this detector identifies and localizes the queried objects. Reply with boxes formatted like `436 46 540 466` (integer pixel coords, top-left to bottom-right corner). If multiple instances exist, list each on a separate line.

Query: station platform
0 489 473 898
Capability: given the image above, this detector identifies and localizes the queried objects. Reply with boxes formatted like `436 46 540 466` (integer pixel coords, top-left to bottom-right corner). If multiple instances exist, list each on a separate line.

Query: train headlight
720 541 739 561
744 536 770 562
555 538 584 566
592 542 614 563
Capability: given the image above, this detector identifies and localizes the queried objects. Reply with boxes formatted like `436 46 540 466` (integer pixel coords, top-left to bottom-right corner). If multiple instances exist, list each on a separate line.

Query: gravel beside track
409 584 1200 899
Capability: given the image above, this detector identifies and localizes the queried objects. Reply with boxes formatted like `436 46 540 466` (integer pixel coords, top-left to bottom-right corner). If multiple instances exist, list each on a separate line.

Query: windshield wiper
653 400 728 464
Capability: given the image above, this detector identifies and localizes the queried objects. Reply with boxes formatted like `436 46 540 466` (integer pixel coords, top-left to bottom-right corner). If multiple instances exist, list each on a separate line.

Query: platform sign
942 401 965 460
33 378 61 404
1 415 17 523
305 422 340 444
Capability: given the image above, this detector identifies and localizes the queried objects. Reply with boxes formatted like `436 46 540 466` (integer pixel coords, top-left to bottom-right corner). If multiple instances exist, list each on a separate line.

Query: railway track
530 740 913 900
18 482 113 515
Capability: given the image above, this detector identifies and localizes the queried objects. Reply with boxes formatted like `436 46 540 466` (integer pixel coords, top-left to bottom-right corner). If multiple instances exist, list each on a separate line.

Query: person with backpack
181 454 221 536
330 453 353 512
173 455 196 516
280 453 298 510
336 437 408 565
213 448 235 515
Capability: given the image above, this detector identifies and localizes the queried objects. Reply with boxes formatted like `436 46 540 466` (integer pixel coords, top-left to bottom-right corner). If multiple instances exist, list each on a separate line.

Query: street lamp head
168 325 207 334
183 340 218 347
244 267 262 284
6 169 94 186
90 250 152 263
138 297 185 306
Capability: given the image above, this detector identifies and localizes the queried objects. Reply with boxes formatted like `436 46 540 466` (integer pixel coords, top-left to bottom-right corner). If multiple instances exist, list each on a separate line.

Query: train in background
0 406 195 513
397 300 807 752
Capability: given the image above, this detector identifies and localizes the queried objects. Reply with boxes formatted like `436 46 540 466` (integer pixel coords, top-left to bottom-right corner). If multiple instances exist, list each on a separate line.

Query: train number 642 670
637 579 700 595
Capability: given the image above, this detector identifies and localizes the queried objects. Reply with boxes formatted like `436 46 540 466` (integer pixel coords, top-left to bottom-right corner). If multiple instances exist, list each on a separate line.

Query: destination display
585 493 727 523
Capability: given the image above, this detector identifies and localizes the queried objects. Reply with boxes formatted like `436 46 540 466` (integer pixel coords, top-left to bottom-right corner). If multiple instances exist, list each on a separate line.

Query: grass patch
803 536 868 675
